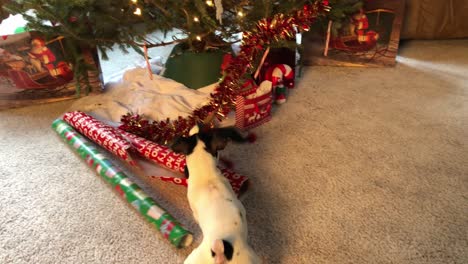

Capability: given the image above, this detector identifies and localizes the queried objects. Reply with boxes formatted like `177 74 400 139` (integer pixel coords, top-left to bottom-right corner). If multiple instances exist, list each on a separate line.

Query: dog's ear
170 136 197 155
211 127 248 151
197 121 205 130
189 121 207 136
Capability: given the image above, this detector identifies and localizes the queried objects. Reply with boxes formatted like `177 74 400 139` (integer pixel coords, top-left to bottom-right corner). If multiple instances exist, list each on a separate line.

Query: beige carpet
1 40 467 264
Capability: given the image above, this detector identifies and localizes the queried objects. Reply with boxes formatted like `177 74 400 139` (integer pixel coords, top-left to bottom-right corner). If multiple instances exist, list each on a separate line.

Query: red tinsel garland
120 2 327 144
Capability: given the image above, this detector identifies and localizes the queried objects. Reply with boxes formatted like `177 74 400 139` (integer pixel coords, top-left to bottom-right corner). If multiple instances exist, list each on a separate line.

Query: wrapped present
235 80 273 130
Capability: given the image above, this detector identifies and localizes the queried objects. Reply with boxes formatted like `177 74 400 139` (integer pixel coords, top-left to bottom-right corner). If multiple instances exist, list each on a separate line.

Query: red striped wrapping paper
63 111 138 166
62 111 250 196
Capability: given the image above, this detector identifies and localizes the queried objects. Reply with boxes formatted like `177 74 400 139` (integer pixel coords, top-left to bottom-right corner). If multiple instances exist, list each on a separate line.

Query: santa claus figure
350 8 379 44
28 38 56 73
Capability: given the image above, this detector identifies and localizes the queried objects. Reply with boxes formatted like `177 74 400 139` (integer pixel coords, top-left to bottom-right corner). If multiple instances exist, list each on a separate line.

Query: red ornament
69 16 78 23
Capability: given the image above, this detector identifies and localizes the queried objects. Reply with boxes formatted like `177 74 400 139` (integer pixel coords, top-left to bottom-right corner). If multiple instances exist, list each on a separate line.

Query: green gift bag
163 43 230 89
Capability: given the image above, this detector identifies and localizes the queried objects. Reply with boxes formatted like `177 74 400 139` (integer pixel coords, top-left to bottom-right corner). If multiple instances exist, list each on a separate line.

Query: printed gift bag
235 80 273 130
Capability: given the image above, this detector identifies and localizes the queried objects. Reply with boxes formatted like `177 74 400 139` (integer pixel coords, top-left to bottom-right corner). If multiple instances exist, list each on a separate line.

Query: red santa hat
31 38 46 47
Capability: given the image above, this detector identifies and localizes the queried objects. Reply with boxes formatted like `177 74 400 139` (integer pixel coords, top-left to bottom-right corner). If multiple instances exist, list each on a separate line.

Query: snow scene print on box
0 31 102 110
302 0 405 67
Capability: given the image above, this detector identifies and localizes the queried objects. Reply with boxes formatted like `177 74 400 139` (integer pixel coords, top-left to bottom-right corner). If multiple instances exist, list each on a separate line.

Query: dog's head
171 124 248 157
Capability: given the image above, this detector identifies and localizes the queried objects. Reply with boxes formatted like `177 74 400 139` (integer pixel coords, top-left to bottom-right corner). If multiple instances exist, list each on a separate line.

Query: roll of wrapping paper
153 168 249 197
63 111 138 166
52 119 193 248
119 129 186 173
120 130 250 196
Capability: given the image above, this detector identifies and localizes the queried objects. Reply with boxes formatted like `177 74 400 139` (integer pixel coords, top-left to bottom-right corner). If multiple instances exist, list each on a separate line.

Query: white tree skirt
69 67 230 125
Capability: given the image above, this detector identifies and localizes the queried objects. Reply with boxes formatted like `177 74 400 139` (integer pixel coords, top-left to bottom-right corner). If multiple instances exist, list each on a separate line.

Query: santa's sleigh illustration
329 33 378 52
327 8 394 53
0 36 74 90
0 66 70 90
4 63 73 90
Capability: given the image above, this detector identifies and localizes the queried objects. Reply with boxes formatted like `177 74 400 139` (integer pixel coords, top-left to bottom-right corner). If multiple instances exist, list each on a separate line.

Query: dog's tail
211 239 261 264
212 239 233 264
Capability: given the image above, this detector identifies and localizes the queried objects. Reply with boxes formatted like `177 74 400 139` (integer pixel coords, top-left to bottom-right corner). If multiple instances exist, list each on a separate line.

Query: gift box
0 30 103 110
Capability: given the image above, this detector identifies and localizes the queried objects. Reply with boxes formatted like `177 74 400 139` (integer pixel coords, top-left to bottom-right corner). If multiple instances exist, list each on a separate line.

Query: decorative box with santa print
0 31 102 110
302 0 405 67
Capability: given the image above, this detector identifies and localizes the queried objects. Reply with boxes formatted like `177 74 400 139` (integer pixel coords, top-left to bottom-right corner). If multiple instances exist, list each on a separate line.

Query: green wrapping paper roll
52 119 193 248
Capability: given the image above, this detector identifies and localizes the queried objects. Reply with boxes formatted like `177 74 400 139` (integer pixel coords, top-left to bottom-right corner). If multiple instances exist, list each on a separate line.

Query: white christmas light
134 8 142 16
193 17 199 22
131 0 137 3
196 36 202 41
206 0 214 7
237 11 244 17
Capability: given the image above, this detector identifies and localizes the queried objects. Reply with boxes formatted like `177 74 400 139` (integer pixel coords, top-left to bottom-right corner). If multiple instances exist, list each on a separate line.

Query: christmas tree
4 1 316 56
3 0 319 92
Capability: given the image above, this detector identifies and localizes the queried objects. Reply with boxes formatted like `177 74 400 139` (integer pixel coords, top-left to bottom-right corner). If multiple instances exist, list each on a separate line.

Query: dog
171 124 260 264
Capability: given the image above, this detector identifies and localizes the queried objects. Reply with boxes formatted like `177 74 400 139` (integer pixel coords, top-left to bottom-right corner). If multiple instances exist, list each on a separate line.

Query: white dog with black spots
171 124 260 264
